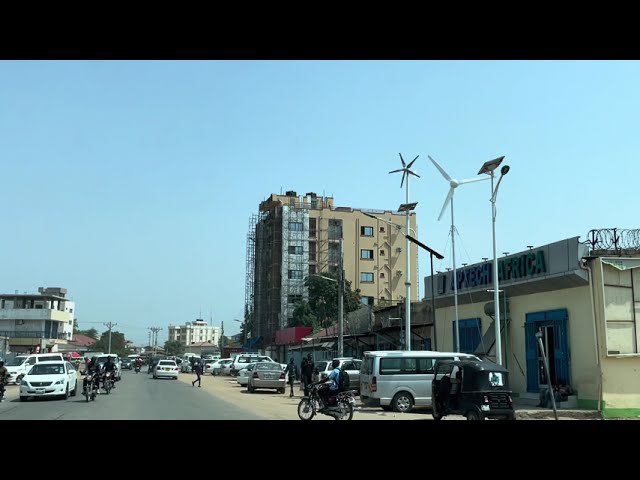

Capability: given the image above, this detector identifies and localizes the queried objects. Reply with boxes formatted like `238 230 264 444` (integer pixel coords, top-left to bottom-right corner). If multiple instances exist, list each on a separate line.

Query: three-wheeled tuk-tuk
431 359 516 420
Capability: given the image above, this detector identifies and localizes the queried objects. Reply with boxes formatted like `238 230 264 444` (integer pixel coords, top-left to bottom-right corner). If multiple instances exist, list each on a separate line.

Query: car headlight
20 380 28 386
54 379 64 385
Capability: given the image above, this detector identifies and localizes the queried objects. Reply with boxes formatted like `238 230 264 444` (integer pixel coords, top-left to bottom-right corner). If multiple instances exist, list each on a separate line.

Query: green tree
302 272 361 330
290 301 317 327
76 327 99 340
164 340 185 356
93 331 130 356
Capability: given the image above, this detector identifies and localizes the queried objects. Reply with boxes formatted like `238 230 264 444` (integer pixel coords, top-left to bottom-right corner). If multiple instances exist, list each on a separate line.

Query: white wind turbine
428 155 488 353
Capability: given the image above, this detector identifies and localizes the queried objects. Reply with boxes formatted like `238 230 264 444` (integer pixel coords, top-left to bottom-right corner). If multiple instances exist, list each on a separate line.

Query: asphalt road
0 370 266 420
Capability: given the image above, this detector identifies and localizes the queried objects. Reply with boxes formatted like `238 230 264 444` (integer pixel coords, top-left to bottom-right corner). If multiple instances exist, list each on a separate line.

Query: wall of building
432 285 599 404
594 258 640 417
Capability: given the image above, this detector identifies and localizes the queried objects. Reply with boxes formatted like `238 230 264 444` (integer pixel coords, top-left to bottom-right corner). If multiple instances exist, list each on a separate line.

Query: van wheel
466 410 484 420
392 392 414 413
20 396 27 402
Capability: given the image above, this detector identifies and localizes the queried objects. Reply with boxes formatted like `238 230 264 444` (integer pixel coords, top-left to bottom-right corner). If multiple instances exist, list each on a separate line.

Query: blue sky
1 60 637 345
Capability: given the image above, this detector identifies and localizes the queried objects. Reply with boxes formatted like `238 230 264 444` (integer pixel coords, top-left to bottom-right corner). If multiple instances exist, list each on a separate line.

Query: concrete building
423 229 640 418
246 191 418 351
168 319 221 349
0 287 75 354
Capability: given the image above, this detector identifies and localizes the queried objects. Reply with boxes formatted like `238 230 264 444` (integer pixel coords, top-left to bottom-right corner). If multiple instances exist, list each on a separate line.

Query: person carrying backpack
339 364 351 392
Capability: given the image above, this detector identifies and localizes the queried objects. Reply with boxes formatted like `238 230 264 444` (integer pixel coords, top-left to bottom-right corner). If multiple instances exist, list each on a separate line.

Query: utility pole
338 238 344 357
104 322 117 354
149 327 161 355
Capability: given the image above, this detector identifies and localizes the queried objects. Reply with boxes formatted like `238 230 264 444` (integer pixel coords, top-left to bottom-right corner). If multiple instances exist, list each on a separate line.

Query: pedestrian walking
284 358 298 397
192 362 203 387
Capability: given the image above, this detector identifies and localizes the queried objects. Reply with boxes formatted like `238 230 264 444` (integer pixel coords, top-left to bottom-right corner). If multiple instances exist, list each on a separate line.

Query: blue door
525 309 570 392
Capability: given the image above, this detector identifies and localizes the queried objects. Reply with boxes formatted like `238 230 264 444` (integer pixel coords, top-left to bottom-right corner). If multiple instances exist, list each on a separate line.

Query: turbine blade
399 153 406 167
389 168 404 174
407 169 420 178
459 177 490 184
407 155 419 169
400 171 406 188
437 188 454 221
428 155 452 182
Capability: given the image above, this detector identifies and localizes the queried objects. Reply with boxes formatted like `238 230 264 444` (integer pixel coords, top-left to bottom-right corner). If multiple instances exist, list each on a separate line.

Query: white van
359 350 480 413
4 353 65 384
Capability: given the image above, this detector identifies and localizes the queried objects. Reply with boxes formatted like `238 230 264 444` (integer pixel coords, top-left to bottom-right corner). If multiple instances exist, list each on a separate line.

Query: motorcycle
297 383 356 420
103 372 114 394
134 364 141 373
83 373 97 402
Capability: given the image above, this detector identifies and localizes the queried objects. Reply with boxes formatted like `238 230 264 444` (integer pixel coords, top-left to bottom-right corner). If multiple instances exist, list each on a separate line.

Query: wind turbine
428 154 487 353
389 153 419 350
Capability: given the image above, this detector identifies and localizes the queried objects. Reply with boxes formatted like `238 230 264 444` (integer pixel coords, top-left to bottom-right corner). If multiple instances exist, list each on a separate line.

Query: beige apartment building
246 191 418 349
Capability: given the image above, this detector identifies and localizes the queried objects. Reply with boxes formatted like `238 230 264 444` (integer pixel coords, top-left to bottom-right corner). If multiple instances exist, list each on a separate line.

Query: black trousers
192 373 201 386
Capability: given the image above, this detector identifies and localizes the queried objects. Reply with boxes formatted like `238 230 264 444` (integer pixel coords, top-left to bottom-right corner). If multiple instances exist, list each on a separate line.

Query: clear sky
1 60 638 345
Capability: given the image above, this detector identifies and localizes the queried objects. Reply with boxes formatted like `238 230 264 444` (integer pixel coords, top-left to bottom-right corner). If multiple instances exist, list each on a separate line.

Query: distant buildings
0 287 75 354
168 319 221 349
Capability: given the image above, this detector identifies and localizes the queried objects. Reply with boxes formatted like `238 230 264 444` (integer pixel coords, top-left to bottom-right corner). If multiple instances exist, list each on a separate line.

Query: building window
0 300 3 309
329 243 341 264
309 264 317 275
361 226 374 237
380 226 385 233
380 249 385 256
361 249 374 260
361 296 374 306
288 294 303 304
361 272 374 283
309 218 317 237
289 222 303 232
328 219 343 239
288 245 303 255
603 265 640 355
453 318 482 354
288 270 303 280
380 272 385 279
309 241 317 261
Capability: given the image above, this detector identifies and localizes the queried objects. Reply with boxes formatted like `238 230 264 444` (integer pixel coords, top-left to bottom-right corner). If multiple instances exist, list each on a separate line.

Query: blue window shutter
551 310 570 384
525 316 539 392
455 318 482 354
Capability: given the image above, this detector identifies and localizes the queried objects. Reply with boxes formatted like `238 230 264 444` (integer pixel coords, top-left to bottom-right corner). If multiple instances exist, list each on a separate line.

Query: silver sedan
246 362 286 394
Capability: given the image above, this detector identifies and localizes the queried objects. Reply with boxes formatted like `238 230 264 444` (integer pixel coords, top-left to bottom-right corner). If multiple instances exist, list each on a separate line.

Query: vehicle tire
105 382 111 394
16 374 24 385
503 412 516 421
335 400 354 420
248 385 255 393
71 382 77 397
392 392 414 413
63 385 69 400
20 396 27 402
466 410 484 420
278 388 285 394
432 403 444 420
297 398 315 420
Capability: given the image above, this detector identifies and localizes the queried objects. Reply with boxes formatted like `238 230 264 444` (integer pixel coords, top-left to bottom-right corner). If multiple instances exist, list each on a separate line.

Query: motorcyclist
103 357 117 389
316 359 342 411
0 361 9 402
83 356 101 394
134 357 142 371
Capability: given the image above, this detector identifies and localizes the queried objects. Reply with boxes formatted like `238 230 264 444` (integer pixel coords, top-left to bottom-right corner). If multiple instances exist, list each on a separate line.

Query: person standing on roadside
0 361 9 402
192 361 203 387
284 358 298 397
301 353 314 396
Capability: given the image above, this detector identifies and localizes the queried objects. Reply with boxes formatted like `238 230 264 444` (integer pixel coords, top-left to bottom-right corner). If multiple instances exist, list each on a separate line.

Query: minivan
359 350 480 413
4 353 65 384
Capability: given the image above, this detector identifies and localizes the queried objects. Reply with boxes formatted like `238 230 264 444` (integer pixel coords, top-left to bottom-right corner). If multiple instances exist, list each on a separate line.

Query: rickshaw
431 359 515 420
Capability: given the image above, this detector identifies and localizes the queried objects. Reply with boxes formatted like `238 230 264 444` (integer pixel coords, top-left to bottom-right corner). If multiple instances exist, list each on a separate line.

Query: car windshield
7 357 27 366
29 364 65 375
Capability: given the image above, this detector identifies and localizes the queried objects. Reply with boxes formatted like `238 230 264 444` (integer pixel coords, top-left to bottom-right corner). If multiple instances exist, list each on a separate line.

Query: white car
19 361 78 401
221 360 235 376
153 360 179 379
236 363 257 386
210 358 232 375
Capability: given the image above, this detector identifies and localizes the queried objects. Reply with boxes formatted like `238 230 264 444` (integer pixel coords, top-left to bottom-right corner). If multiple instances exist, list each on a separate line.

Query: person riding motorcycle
134 357 142 371
315 359 342 411
83 356 101 394
103 357 117 389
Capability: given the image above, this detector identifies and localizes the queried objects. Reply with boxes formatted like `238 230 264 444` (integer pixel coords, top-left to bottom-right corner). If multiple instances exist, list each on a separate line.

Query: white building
168 319 221 348
0 287 75 354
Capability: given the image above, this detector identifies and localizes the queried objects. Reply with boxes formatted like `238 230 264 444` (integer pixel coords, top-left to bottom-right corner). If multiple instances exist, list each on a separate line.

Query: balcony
0 331 68 340
0 309 70 321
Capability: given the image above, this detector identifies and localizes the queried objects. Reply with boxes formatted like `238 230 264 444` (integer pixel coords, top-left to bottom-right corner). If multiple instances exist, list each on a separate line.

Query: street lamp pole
338 239 344 357
479 157 510 365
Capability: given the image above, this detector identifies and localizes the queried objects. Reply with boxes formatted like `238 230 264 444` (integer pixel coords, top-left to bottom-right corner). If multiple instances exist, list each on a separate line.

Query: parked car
230 354 276 376
19 361 78 401
121 358 133 370
246 362 286 393
211 358 232 375
153 360 179 380
221 360 235 376
236 363 257 386
315 358 363 394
